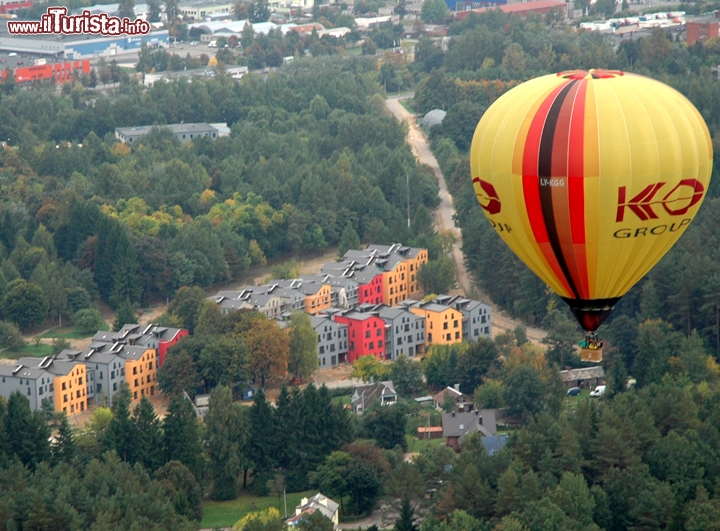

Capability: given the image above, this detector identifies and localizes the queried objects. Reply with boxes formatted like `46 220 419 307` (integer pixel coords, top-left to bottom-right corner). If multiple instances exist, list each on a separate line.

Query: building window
62 382 66 390
446 334 451 341
428 333 433 342
320 346 325 354
366 331 371 338
397 338 402 345
134 392 138 399
369 342 374 349
97 383 102 392
64 394 68 403
376 328 382 337
133 367 137 375
454 320 458 328
149 362 153 370
79 377 83 385
443 322 448 330
455 332 460 339
113 383 118 391
135 379 139 386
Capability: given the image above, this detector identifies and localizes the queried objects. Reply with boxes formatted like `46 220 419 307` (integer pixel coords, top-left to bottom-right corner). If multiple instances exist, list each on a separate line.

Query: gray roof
336 310 378 321
115 123 220 138
422 109 447 128
352 381 396 410
311 315 338 330
560 366 605 383
377 305 416 320
417 302 452 313
442 410 497 441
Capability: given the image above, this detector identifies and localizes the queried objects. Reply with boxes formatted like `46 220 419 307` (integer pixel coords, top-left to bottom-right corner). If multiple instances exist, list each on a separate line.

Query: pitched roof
352 381 396 410
442 410 497 441
560 366 605 383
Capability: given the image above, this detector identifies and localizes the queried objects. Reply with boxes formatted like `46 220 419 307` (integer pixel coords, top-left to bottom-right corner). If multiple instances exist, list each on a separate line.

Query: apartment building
406 300 463 346
433 295 492 341
312 315 349 367
333 310 387 362
93 323 188 367
356 304 426 359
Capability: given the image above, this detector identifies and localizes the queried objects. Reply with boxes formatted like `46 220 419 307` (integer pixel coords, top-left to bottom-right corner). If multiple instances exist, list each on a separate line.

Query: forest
0 56 453 343
3 3 720 530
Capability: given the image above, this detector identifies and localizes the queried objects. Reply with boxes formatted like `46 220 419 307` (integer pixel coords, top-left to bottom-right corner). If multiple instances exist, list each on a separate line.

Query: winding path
384 95 547 342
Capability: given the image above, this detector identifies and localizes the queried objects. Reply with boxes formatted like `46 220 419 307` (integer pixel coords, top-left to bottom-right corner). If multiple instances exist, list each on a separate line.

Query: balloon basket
581 348 603 363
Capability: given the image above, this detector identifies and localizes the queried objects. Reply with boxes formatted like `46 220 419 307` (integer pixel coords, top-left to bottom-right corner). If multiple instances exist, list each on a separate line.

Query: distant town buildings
686 16 720 45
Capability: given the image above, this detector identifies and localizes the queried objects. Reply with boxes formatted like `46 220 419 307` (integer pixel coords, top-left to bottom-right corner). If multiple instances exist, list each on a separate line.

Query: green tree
163 398 203 478
389 355 424 397
394 497 418 531
113 298 138 331
73 308 106 335
421 0 448 23
501 43 527 73
605 354 628 399
504 365 545 421
0 320 25 350
474 378 505 409
363 401 407 450
103 383 136 462
351 355 390 383
52 414 75 464
310 451 353 514
132 397 164 472
199 336 248 390
7 391 51 469
338 222 362 259
158 350 201 398
248 388 277 477
1 280 48 331
288 311 318 382
207 386 244 500
296 511 334 531
167 286 207 333
418 257 456 295
155 461 204 522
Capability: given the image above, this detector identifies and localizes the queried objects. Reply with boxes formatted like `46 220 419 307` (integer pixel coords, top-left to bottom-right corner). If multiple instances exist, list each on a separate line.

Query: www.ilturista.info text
8 7 150 35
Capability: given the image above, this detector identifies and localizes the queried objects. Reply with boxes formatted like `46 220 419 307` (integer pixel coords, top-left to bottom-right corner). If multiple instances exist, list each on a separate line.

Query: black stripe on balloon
537 80 581 299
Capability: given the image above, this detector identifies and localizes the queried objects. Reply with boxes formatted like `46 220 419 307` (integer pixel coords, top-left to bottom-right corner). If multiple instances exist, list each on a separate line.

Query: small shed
242 386 256 401
417 426 444 439
560 366 605 390
421 109 447 128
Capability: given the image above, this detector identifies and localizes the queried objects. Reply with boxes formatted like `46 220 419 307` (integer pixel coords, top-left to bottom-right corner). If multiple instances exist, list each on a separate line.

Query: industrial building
115 122 230 143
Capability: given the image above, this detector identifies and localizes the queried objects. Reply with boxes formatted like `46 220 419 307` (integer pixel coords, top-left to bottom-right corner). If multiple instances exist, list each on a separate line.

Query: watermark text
7 7 150 36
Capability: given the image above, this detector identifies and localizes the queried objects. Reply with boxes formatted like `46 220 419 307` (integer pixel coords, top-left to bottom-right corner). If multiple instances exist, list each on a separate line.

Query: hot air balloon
470 69 713 362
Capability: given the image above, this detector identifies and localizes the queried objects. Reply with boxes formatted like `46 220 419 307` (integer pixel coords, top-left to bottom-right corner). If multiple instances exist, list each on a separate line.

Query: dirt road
385 96 547 343
385 97 471 296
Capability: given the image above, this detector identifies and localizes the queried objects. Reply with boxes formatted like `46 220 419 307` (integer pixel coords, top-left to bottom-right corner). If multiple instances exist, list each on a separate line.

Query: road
385 95 547 343
385 96 470 296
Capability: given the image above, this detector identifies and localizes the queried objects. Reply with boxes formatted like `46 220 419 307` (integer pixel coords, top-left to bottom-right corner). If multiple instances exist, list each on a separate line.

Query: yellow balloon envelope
470 70 713 331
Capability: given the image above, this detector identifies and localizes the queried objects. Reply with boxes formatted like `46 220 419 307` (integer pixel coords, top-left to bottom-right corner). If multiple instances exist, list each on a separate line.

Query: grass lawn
406 433 444 453
564 389 594 414
41 323 109 340
332 395 352 407
399 99 415 114
1 343 54 359
201 490 314 529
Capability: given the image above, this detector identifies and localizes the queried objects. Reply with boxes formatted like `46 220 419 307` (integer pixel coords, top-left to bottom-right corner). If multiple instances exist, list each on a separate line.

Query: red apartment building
333 311 386 362
0 0 33 14
1 60 91 85
355 270 384 305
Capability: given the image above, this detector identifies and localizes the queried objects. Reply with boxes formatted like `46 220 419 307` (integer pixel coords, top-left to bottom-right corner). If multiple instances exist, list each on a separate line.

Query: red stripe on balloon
522 81 575 296
568 79 589 298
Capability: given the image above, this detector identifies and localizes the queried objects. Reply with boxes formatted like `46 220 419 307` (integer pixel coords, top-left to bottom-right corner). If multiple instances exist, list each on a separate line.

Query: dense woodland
0 56 453 342
4 5 720 531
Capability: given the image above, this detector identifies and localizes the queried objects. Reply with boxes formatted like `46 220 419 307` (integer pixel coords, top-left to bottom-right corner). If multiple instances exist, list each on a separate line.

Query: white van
590 385 606 398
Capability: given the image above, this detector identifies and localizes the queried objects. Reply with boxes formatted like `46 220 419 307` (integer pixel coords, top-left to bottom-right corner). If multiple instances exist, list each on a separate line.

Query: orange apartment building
121 346 158 401
409 301 463 346
53 362 88 415
346 244 428 306
302 283 332 314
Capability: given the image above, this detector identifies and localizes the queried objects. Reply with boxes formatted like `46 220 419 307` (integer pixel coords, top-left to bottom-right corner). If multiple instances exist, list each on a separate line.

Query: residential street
385 96 547 342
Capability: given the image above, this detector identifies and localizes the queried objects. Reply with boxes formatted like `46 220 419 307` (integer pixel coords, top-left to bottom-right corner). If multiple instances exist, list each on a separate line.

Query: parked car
566 387 581 397
590 385 606 398
208 41 217 47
